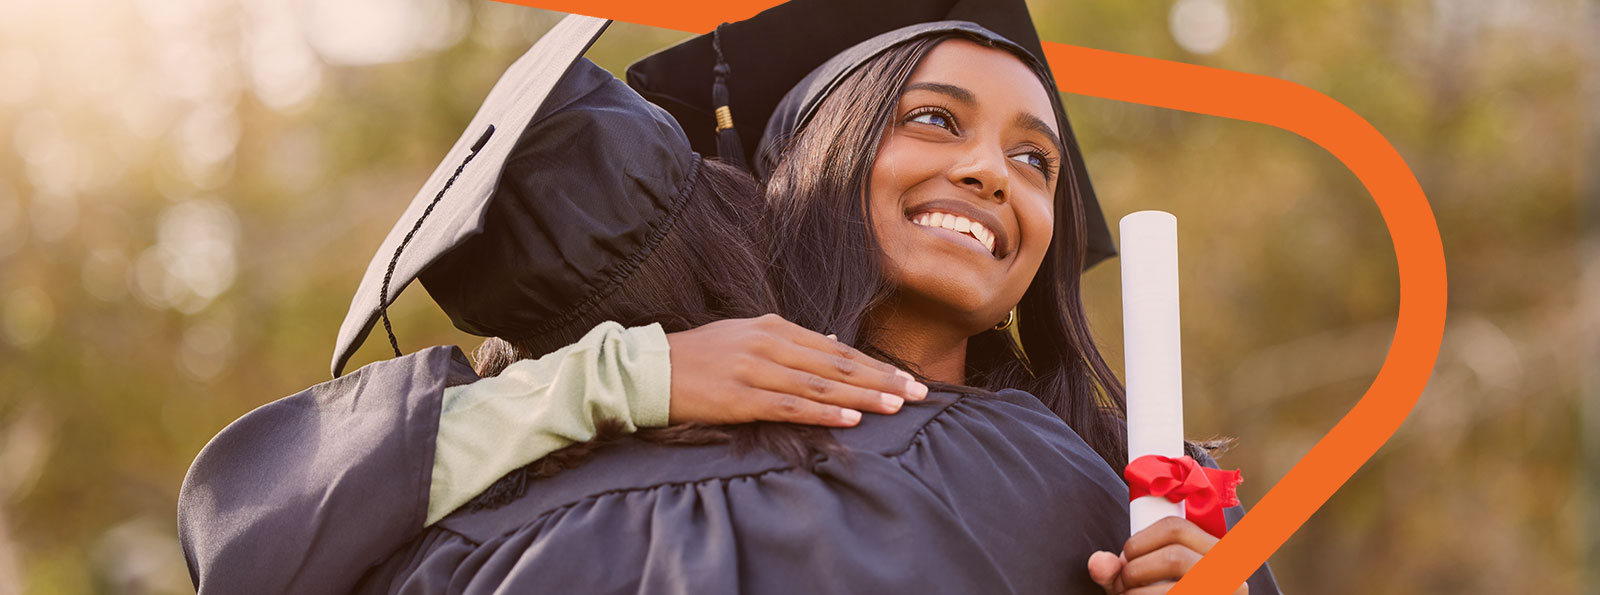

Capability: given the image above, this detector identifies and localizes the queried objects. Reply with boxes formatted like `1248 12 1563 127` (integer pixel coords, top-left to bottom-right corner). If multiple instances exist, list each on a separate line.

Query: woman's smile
905 199 1009 258
911 211 996 257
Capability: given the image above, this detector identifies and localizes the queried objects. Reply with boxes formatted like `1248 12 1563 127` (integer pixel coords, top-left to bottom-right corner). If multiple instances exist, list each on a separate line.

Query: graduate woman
634 4 1274 590
481 1 1275 591
376 4 1273 593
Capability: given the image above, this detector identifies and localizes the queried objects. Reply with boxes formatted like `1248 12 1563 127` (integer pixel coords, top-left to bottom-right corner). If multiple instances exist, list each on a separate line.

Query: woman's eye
908 110 954 131
1011 152 1047 172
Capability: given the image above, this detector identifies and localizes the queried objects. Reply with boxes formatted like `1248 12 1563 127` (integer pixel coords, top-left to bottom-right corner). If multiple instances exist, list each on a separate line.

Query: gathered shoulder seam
452 389 995 545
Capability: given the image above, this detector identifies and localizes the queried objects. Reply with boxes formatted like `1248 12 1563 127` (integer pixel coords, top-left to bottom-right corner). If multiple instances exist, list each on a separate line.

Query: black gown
355 385 1277 594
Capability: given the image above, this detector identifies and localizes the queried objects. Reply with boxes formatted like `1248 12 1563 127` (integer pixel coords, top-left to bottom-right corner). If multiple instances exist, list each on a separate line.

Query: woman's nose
948 145 1009 203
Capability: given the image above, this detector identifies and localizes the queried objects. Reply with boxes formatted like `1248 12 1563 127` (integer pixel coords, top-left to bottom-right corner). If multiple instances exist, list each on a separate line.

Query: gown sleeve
177 322 674 594
177 345 470 595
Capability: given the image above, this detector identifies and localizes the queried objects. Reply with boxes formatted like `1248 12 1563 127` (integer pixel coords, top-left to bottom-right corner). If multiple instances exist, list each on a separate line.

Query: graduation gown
179 346 475 594
179 347 1278 594
354 387 1279 594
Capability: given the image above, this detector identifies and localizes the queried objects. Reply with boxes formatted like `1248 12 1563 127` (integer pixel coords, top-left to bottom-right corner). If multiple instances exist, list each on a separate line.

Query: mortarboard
332 15 699 377
624 0 1115 269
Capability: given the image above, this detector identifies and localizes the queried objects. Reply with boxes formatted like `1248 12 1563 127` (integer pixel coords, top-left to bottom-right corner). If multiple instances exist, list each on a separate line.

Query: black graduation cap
332 15 698 377
625 0 1115 269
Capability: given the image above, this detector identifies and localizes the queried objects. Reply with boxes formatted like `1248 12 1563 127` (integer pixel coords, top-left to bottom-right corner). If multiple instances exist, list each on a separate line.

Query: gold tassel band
715 106 735 131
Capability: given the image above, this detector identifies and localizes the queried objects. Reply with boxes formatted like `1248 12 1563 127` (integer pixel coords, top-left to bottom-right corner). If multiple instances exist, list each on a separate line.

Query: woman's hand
1086 516 1247 595
665 314 928 427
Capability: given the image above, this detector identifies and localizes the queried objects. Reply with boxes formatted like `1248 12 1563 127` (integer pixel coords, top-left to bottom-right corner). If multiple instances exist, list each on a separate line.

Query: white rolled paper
1119 211 1186 536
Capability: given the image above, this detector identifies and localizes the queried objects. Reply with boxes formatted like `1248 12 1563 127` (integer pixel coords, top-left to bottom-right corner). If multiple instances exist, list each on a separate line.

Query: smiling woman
747 22 1278 592
867 39 1062 376
760 27 1135 472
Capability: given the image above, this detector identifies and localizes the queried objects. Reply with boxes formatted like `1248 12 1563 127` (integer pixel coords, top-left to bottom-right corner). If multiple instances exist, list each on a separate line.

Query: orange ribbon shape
484 4 1450 590
1126 454 1243 539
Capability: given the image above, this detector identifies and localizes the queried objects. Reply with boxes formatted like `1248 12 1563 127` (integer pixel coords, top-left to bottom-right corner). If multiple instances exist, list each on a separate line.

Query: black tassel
379 124 495 358
711 25 746 170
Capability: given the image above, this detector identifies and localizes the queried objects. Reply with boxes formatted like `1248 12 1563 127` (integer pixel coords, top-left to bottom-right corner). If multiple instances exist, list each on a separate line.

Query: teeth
911 210 998 256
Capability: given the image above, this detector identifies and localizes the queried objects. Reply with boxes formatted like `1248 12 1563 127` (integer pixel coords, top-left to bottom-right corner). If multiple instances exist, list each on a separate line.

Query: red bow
1125 454 1242 539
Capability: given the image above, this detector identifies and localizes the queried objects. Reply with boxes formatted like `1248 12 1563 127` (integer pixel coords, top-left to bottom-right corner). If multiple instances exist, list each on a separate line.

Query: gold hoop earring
993 307 1016 332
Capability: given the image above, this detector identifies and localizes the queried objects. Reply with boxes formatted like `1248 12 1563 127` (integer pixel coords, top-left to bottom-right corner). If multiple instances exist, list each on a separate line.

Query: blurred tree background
0 0 1592 592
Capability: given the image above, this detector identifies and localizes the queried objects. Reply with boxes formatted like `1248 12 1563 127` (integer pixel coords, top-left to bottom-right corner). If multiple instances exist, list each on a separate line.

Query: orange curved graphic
494 1 1449 592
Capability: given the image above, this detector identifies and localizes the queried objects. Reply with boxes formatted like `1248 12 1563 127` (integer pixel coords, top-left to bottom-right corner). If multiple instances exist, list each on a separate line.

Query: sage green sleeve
427 321 672 525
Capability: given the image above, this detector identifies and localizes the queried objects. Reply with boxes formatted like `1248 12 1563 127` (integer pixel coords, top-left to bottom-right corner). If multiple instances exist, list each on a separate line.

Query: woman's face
868 39 1061 334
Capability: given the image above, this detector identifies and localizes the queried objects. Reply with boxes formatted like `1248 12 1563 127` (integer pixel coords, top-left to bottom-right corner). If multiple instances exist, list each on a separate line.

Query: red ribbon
1125 454 1242 539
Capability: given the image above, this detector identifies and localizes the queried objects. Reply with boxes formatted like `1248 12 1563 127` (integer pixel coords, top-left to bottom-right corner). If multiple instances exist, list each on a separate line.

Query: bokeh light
1169 0 1232 55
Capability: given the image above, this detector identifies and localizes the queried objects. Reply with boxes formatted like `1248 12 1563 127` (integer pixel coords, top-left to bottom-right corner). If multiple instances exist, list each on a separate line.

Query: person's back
360 386 1129 594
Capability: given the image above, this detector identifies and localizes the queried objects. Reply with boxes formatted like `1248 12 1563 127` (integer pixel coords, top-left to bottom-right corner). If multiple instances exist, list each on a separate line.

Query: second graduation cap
332 15 700 377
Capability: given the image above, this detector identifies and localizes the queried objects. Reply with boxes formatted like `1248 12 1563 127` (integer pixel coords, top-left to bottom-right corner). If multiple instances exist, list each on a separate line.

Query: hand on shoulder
665 314 928 427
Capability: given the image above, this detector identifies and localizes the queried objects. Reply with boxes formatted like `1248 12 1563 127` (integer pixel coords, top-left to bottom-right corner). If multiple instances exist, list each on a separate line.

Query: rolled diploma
1120 211 1186 536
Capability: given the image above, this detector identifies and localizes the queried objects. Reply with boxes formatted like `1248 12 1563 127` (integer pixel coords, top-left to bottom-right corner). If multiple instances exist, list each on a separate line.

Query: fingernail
906 379 929 400
826 333 838 341
840 409 862 424
895 369 913 381
880 393 904 412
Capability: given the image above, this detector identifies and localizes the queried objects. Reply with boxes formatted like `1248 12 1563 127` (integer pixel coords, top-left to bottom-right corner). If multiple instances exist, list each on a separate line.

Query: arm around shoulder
427 321 672 524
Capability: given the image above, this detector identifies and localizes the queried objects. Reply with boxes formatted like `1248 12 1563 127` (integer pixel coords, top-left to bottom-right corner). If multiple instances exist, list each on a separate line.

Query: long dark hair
764 33 1218 471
